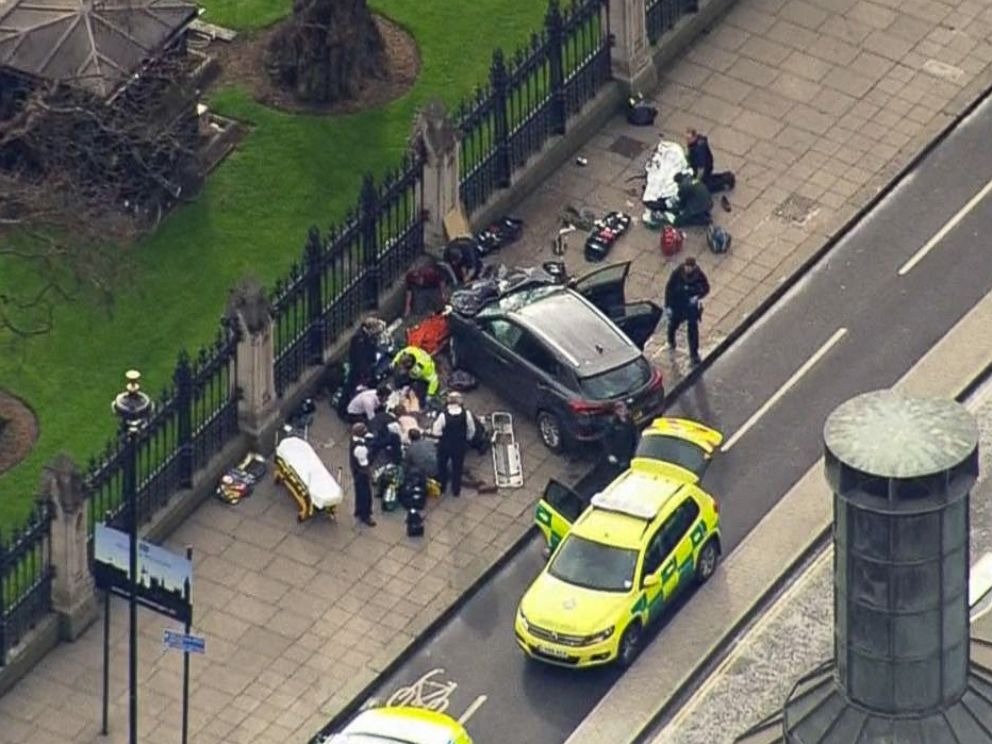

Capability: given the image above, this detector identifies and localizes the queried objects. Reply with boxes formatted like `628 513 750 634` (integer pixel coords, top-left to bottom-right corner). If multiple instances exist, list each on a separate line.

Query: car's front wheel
537 410 565 453
616 622 642 668
695 540 720 585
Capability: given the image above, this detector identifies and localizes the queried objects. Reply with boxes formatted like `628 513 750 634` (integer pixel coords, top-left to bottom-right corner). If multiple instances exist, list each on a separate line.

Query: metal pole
181 545 192 744
102 589 110 735
126 429 139 744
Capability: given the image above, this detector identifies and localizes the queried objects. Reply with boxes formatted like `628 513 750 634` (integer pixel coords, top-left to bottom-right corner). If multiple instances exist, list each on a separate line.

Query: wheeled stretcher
274 436 344 521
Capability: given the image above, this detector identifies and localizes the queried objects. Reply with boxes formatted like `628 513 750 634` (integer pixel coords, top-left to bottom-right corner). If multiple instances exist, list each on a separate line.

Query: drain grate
774 194 819 225
608 135 649 159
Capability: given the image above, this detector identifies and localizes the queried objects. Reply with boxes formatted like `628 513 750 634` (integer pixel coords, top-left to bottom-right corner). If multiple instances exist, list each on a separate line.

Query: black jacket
348 328 378 384
665 266 710 313
603 418 638 469
677 178 713 219
687 135 715 178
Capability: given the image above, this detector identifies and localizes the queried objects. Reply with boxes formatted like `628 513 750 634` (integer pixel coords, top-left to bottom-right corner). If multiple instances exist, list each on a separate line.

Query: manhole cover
608 135 648 159
774 194 819 225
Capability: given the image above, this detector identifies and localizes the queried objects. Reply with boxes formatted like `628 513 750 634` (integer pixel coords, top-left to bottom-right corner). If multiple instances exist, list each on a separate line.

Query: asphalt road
315 92 992 744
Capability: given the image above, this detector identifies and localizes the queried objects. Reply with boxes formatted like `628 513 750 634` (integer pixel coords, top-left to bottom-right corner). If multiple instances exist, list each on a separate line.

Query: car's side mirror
642 573 660 588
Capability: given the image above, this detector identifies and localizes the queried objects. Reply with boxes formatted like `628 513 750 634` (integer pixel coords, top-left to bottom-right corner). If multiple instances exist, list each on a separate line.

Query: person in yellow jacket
392 345 439 406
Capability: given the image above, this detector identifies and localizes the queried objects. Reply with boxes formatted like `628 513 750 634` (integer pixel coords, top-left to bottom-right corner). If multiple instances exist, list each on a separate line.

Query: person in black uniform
339 317 384 416
349 422 376 526
431 391 476 498
665 256 710 365
602 402 638 475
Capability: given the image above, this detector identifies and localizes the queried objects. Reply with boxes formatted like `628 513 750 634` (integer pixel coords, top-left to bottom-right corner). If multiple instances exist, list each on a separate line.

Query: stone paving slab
4 0 992 741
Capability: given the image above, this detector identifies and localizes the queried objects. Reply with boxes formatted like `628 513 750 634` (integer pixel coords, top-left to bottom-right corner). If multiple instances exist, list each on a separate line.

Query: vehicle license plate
538 644 570 659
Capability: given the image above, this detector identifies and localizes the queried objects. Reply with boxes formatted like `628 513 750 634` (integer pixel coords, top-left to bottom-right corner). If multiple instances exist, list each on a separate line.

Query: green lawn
0 0 547 529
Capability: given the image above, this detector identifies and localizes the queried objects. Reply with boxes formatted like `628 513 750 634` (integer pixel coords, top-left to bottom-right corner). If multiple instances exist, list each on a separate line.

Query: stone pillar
226 277 279 444
609 0 657 95
43 454 97 641
412 98 462 249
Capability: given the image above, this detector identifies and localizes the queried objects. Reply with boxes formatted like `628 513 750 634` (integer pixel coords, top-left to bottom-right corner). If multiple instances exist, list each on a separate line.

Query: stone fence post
609 0 657 95
226 277 279 446
43 454 97 641
412 98 462 249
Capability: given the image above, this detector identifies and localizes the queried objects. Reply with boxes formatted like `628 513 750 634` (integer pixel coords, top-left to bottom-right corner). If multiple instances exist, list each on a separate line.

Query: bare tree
0 50 200 336
266 0 386 104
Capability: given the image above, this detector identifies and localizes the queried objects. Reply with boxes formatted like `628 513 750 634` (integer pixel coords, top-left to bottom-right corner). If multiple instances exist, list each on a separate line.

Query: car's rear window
635 435 708 477
579 357 651 400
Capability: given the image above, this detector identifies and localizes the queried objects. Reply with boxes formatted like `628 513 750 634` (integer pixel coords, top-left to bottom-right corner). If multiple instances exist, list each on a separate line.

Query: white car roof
590 470 683 521
335 709 459 744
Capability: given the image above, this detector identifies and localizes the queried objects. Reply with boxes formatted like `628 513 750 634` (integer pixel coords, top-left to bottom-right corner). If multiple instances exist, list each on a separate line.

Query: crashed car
447 261 664 452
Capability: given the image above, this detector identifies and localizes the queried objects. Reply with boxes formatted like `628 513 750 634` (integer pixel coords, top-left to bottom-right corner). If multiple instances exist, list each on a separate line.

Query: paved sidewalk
0 382 589 744
499 0 992 385
3 0 992 741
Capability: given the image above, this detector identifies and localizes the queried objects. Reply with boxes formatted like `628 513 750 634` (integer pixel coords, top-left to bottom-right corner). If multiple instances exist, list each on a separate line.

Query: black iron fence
272 152 425 396
646 0 698 46
459 0 611 215
84 322 241 558
0 502 53 666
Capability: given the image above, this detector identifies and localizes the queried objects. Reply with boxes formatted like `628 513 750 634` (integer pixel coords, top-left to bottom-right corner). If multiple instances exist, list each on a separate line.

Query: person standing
349 423 376 526
339 317 384 415
432 392 476 498
665 256 710 365
602 402 638 475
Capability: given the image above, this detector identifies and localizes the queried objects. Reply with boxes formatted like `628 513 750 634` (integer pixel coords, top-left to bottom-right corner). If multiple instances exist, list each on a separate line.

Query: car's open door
632 417 724 482
534 479 590 553
572 262 662 349
572 261 631 314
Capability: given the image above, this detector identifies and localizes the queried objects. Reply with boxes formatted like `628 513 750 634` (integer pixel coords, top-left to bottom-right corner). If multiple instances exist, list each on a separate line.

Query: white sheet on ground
642 140 692 205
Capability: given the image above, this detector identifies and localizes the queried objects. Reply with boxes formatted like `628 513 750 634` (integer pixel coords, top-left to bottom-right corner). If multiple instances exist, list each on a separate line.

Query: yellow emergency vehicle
517 417 722 668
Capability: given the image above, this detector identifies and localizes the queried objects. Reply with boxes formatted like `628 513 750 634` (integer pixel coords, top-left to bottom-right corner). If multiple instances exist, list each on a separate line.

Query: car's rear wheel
537 410 565 453
695 540 719 585
617 622 642 668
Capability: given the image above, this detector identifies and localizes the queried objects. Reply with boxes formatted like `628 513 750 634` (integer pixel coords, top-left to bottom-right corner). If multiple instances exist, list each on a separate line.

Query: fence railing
272 151 425 396
459 0 611 215
83 322 241 559
646 0 698 45
0 502 53 666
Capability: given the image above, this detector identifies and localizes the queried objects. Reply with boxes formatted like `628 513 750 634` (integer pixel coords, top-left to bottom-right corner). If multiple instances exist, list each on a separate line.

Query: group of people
341 316 484 527
665 128 734 228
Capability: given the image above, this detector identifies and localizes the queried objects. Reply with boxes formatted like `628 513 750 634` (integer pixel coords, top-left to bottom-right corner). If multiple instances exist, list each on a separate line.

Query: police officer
665 256 710 365
603 402 638 475
432 391 476 498
349 422 376 526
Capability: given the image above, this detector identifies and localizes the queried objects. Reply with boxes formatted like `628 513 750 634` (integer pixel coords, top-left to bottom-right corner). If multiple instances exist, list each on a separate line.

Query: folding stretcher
274 436 344 521
491 411 523 488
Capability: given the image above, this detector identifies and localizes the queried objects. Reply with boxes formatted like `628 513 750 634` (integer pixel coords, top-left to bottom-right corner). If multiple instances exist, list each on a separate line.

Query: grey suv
448 262 665 452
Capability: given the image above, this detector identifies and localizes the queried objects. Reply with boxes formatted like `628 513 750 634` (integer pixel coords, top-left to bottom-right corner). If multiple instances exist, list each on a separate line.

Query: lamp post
111 370 152 744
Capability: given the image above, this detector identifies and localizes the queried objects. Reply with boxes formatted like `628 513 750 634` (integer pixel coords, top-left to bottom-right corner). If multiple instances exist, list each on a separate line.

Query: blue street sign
163 629 206 655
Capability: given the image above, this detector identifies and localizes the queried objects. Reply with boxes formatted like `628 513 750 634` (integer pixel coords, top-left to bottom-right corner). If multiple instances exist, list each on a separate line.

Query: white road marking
721 327 848 452
386 668 457 713
898 175 992 275
458 695 488 726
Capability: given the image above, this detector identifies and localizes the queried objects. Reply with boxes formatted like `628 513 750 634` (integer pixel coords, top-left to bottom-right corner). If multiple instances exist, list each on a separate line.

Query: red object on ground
406 314 451 354
660 225 684 256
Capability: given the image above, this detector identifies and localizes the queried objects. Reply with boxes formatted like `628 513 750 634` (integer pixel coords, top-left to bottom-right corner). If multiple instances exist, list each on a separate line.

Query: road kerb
563 287 992 744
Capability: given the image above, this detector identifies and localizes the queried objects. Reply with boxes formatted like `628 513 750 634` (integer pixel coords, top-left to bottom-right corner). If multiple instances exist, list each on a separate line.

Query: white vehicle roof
590 470 684 521
331 708 460 744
